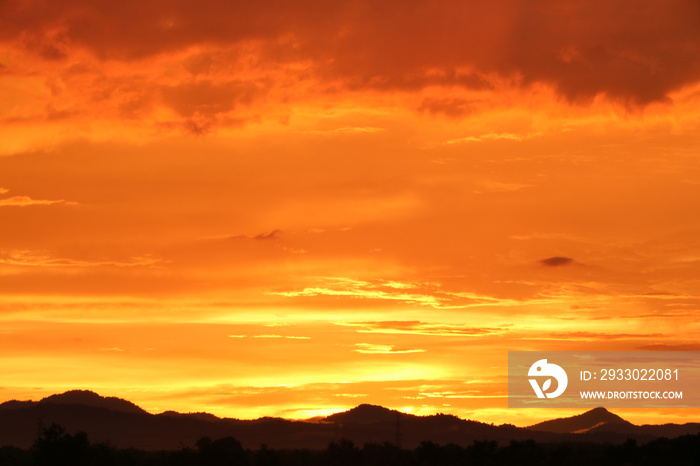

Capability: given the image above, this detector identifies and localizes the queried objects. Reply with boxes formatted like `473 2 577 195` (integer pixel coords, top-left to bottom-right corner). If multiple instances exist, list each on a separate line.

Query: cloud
354 343 425 354
157 80 266 134
0 188 76 207
229 230 281 241
533 331 665 341
316 0 700 105
446 132 539 144
247 334 311 340
274 285 442 307
2 1 699 106
0 250 163 268
539 256 573 267
0 195 73 207
160 80 263 118
419 98 478 118
273 277 544 310
339 321 507 337
253 230 281 241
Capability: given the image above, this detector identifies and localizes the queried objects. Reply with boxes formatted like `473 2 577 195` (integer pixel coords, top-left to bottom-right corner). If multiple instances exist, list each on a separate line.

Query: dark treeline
0 423 698 466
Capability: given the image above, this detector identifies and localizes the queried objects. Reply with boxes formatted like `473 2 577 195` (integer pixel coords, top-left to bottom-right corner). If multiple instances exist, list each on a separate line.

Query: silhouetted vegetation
6 423 699 465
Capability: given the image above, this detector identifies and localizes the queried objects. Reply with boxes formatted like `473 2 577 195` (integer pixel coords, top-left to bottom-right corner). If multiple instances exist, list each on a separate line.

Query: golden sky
1 0 700 426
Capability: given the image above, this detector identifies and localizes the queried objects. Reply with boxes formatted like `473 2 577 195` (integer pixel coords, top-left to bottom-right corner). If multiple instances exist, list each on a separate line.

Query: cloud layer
2 0 699 106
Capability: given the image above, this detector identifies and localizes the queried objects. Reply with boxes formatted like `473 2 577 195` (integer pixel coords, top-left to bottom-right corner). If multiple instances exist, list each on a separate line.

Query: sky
1 0 700 427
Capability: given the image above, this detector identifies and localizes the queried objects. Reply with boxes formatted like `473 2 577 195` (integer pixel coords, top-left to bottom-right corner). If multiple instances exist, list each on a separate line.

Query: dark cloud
418 98 478 118
319 0 700 105
157 80 264 134
181 118 213 136
229 230 281 241
2 0 699 105
539 256 573 267
0 0 338 59
160 81 263 118
253 230 281 241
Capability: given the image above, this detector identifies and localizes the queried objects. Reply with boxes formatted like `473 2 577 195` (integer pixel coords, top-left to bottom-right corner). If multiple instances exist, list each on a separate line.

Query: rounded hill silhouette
325 404 409 424
527 407 632 433
39 390 147 414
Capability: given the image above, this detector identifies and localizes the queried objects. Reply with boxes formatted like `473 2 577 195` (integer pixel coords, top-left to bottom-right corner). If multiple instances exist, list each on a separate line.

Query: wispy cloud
339 321 508 337
446 132 540 145
234 334 312 340
0 250 163 268
229 230 281 241
273 277 442 307
275 286 441 307
273 277 547 310
354 343 425 354
0 195 76 207
525 330 665 341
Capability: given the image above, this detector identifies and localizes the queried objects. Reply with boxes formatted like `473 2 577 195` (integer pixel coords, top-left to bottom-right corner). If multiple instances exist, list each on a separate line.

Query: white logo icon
528 359 568 398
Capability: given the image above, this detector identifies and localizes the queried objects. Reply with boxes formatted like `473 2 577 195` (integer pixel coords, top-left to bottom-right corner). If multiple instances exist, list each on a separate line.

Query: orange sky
1 0 700 427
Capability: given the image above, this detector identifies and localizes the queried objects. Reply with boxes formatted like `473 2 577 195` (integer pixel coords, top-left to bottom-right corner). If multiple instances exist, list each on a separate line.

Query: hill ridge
39 389 148 414
1 391 698 450
527 406 633 433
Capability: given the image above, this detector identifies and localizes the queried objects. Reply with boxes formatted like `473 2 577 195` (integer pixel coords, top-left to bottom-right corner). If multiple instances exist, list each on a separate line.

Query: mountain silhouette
1 391 698 450
325 404 409 424
0 390 146 415
527 407 632 433
159 410 222 422
39 390 147 414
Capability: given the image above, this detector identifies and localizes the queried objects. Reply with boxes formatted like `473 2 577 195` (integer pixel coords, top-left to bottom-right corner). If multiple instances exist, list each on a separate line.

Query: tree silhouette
360 442 403 466
323 439 361 466
467 439 498 466
253 444 280 466
10 421 700 466
196 436 248 466
0 445 29 466
32 423 91 466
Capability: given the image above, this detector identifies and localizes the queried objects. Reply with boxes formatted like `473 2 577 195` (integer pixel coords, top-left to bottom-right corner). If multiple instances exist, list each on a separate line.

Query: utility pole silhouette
36 416 43 439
